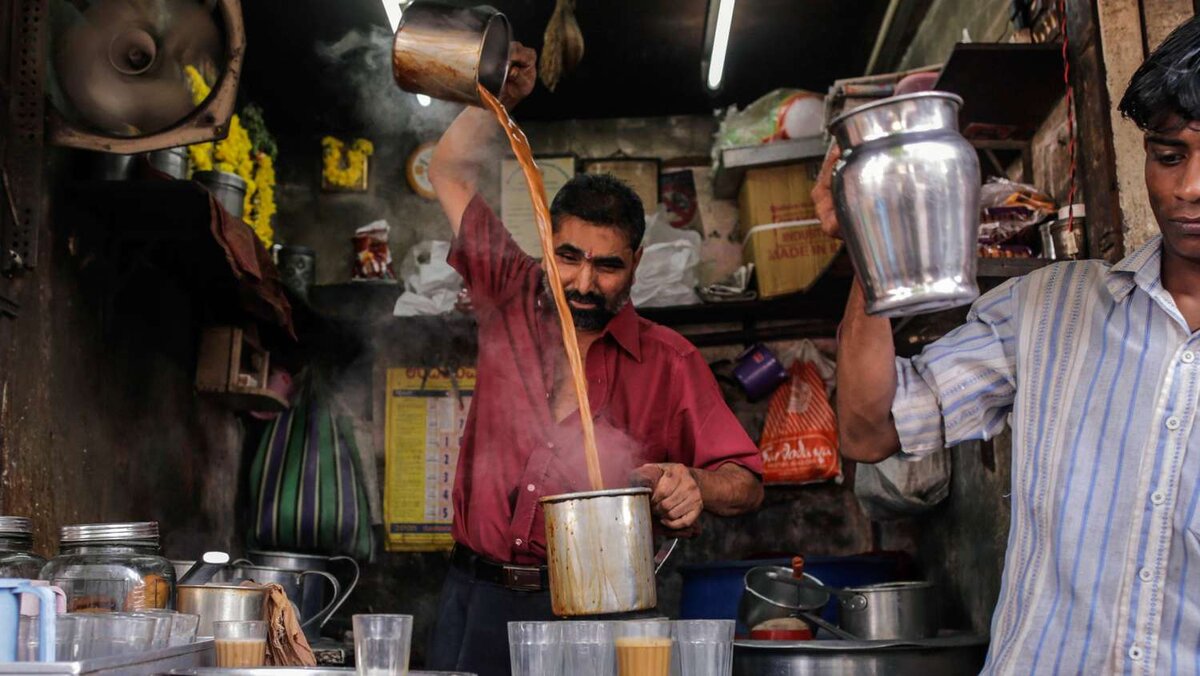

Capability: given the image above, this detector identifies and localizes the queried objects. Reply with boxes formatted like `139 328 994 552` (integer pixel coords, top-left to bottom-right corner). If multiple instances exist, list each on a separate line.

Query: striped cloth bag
248 378 374 560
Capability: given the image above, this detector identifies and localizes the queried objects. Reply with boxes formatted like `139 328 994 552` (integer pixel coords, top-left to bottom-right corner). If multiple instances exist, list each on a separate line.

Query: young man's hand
813 142 843 239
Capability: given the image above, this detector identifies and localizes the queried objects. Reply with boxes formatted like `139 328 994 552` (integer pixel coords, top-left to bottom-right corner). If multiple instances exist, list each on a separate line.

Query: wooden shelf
712 135 829 199
67 179 294 337
935 43 1065 137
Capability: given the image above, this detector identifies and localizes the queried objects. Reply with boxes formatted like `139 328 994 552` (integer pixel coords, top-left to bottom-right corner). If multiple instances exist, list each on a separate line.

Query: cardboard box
737 161 821 235
744 220 842 298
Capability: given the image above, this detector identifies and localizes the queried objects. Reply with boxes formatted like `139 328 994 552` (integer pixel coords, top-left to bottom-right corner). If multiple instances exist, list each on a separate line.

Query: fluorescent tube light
382 0 403 32
706 0 736 90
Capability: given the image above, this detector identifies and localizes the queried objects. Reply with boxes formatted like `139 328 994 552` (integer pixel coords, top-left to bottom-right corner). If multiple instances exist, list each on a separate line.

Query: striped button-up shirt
893 236 1200 674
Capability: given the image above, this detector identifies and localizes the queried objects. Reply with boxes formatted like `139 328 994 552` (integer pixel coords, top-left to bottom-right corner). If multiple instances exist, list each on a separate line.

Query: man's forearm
837 280 902 462
691 463 763 516
428 106 501 232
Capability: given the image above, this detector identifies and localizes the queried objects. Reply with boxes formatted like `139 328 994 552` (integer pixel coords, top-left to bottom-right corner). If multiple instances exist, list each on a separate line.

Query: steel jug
541 488 659 616
830 92 981 317
391 3 512 106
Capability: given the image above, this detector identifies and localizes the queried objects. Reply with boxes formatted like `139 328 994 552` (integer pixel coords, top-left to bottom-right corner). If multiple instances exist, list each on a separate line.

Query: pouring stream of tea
479 84 604 491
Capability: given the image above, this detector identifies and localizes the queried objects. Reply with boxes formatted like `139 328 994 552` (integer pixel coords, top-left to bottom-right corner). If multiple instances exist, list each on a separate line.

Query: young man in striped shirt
815 16 1200 675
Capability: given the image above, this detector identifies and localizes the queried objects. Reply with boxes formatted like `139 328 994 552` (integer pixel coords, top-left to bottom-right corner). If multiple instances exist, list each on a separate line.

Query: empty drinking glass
90 612 156 657
353 614 413 676
125 610 172 649
508 621 563 676
169 612 200 646
673 620 734 676
613 620 673 676
561 621 614 676
213 620 267 668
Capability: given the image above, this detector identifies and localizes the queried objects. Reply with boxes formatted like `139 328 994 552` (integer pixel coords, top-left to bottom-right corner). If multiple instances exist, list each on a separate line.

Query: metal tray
167 671 473 676
0 639 214 675
732 632 988 676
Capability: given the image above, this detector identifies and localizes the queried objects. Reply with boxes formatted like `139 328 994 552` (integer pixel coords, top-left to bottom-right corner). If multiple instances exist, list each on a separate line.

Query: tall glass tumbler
508 621 563 676
673 620 734 676
353 614 413 676
562 621 614 676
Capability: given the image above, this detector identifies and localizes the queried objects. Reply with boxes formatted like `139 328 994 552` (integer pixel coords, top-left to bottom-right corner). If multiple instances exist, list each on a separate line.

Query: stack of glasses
508 619 735 676
18 610 200 661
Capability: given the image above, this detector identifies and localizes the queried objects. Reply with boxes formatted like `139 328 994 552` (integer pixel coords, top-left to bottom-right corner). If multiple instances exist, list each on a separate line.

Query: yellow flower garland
184 66 276 247
321 137 374 188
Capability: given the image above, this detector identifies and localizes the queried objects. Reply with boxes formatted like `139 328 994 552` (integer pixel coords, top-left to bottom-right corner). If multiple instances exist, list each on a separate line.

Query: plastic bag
393 241 465 316
631 206 702 307
758 341 841 485
853 450 951 520
352 219 395 280
978 178 1055 247
713 89 826 152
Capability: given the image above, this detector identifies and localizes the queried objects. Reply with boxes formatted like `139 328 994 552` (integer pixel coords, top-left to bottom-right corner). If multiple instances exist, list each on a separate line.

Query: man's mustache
565 290 606 307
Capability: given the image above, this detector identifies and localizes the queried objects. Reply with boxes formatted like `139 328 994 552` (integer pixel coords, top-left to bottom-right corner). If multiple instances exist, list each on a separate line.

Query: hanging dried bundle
541 0 584 92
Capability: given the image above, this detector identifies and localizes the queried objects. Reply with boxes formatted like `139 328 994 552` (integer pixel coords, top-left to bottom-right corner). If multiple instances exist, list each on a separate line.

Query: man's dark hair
1120 15 1200 131
550 173 646 250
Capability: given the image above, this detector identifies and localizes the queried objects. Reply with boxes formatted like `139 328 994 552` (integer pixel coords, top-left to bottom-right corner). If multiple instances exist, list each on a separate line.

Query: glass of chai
613 619 674 676
213 620 267 668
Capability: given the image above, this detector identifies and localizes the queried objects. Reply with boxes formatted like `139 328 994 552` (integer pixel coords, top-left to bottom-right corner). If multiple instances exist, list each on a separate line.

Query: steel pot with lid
838 581 938 640
541 487 674 616
392 2 512 107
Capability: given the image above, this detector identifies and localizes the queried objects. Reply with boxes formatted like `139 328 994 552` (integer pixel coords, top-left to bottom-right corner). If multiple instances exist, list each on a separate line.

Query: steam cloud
315 26 461 138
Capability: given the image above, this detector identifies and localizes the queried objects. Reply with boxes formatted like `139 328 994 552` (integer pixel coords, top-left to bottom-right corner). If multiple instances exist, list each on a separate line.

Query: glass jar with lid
40 522 175 612
0 516 45 578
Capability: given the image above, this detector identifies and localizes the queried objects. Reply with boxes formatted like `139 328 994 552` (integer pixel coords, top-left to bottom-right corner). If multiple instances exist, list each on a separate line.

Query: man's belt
451 544 548 592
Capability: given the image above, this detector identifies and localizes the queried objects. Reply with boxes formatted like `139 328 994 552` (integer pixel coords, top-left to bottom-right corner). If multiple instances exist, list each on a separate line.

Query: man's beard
565 289 615 331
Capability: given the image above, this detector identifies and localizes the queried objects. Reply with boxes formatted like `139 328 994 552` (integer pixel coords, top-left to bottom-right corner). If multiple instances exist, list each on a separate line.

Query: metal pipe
865 0 904 75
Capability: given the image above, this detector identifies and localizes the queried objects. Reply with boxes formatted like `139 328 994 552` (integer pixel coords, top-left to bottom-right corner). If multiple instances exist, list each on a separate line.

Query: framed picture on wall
501 155 577 258
580 157 661 213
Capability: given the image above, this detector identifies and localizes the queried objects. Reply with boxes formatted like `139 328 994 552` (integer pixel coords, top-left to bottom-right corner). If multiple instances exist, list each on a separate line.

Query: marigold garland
321 137 374 189
184 66 276 247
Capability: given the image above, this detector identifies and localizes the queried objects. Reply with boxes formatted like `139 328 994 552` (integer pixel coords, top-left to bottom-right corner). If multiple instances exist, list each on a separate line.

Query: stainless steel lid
0 517 32 536
60 521 159 544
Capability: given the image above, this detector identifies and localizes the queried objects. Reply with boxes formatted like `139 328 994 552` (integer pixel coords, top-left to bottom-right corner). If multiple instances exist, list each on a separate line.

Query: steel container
243 550 359 633
176 583 267 636
391 2 512 106
224 562 339 635
838 581 938 641
146 147 190 179
830 92 981 317
193 170 247 219
540 488 656 616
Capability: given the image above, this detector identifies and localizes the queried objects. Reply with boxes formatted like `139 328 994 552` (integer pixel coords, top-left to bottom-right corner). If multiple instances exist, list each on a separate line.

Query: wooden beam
1066 1 1125 261
1096 0 1158 254
1142 0 1193 50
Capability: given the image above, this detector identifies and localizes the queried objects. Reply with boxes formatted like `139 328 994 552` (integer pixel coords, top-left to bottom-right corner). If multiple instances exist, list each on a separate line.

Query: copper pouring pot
391 3 512 106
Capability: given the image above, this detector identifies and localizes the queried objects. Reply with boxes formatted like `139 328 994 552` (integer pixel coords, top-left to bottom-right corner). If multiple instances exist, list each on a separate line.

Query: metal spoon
764 569 867 609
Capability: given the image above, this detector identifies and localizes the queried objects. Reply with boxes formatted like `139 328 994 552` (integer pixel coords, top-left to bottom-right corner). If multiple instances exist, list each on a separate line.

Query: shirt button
1139 567 1153 582
1166 416 1182 431
527 484 536 492
1151 491 1167 506
1129 645 1143 660
515 538 523 547
1183 351 1196 364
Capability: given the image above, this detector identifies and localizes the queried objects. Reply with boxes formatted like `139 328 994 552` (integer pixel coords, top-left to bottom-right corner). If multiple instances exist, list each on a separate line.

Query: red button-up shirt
447 195 762 564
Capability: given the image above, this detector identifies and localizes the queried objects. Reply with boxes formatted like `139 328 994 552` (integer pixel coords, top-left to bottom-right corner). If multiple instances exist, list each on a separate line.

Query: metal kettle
392 3 512 106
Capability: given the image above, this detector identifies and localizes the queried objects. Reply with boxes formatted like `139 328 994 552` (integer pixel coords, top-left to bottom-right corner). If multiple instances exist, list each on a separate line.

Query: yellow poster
384 366 476 552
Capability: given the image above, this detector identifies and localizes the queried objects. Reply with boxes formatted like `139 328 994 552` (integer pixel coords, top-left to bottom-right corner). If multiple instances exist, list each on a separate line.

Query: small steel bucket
830 92 982 317
541 488 657 616
391 3 512 106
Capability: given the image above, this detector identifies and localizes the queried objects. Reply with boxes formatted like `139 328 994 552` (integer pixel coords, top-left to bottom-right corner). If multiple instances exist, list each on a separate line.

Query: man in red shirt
424 44 763 675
